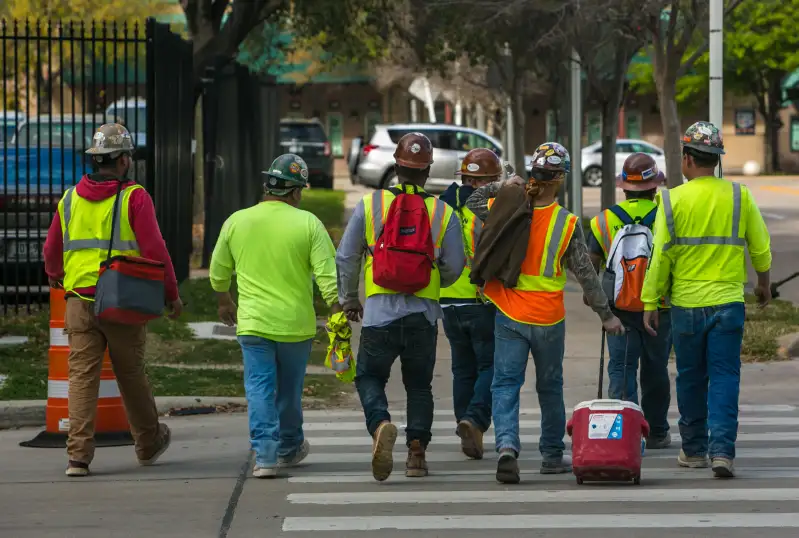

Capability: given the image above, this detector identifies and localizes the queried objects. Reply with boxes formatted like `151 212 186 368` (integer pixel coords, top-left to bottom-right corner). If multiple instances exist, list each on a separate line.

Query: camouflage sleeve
564 224 614 322
465 180 503 222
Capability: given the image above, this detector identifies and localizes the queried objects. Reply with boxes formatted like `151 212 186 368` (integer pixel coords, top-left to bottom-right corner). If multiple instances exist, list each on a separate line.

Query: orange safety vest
483 201 578 326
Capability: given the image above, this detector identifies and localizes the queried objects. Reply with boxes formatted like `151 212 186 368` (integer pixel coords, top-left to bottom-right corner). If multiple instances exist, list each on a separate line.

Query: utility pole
709 0 723 176
503 43 515 169
569 49 583 220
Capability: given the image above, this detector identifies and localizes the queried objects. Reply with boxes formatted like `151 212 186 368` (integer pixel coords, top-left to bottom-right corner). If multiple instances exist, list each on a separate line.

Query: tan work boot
138 424 172 466
677 449 709 468
405 440 429 477
65 461 90 477
371 421 398 482
456 420 484 460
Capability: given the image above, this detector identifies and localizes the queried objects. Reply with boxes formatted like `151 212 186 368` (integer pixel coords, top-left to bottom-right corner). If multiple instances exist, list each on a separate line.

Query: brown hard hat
616 152 665 191
456 148 502 177
393 132 434 169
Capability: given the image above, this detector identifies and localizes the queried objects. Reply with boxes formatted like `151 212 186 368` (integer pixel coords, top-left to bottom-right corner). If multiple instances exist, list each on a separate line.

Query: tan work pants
64 298 160 464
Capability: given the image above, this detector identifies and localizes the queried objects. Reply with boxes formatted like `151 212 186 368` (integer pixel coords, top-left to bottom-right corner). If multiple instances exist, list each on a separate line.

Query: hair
525 177 563 203
624 188 657 200
91 152 128 172
395 164 430 184
684 147 719 168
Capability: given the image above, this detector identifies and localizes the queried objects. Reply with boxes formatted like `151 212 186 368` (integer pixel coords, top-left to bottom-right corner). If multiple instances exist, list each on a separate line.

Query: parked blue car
0 114 108 296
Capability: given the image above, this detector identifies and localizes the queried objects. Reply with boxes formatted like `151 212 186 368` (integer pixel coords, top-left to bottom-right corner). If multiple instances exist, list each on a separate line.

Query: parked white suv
353 124 535 194
581 139 667 187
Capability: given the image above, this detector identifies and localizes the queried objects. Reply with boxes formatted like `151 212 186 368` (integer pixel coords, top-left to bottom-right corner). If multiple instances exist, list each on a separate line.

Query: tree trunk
767 73 784 174
600 99 620 210
657 81 683 187
510 83 526 175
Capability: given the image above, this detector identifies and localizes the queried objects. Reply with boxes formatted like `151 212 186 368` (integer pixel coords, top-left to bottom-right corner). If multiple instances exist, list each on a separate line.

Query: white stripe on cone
47 379 120 399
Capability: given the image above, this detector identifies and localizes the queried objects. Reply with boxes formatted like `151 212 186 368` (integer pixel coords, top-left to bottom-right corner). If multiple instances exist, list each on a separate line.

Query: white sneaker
253 465 278 479
711 457 735 478
279 440 310 468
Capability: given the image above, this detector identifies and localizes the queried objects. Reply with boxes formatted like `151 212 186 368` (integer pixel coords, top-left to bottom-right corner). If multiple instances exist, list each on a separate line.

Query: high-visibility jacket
641 177 772 310
440 186 483 304
484 201 578 325
362 185 454 301
590 199 657 260
58 184 142 295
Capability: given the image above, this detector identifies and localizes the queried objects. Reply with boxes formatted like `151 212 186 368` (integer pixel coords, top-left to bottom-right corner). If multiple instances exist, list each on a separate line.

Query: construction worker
439 148 500 460
466 142 624 485
641 121 772 478
43 123 180 477
209 154 341 479
587 153 672 449
336 132 465 481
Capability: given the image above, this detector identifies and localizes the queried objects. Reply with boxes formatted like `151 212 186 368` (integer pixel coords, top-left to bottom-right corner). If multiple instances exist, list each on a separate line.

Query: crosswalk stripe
302 431 799 447
300 404 797 419
287 468 799 484
302 417 799 431
290 447 799 465
281 513 799 531
287 487 799 505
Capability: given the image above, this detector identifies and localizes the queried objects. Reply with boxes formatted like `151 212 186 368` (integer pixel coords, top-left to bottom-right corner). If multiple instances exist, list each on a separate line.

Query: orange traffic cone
20 288 134 448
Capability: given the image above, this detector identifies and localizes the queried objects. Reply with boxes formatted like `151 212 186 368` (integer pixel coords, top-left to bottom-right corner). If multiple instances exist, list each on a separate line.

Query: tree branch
676 0 747 78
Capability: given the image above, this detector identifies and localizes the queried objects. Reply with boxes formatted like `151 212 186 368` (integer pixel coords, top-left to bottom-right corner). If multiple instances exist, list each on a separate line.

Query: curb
0 396 248 430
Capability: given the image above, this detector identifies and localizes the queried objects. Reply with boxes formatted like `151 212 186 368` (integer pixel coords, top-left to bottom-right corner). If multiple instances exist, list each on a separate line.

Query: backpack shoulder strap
388 183 432 199
640 207 657 228
608 205 634 226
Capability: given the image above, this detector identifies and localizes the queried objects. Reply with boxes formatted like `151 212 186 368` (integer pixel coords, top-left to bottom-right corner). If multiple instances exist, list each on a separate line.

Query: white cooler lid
573 398 643 414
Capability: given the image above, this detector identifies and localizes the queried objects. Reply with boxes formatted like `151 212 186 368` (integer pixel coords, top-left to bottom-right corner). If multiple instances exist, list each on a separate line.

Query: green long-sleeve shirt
641 177 771 310
209 200 338 342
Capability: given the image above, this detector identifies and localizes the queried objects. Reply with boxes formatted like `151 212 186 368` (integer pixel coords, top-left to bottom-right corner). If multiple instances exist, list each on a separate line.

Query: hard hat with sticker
466 163 480 172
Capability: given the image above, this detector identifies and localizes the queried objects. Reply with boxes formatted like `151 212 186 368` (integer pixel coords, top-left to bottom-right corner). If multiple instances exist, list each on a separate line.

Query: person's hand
48 277 63 289
167 298 183 320
582 294 590 307
602 315 625 336
330 302 344 316
754 283 772 308
218 297 238 327
504 174 526 188
344 301 363 323
643 310 659 336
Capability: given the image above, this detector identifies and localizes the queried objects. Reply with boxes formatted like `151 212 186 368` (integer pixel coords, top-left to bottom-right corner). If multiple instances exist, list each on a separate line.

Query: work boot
496 448 520 484
279 440 310 468
677 449 709 468
646 434 672 449
252 464 279 479
138 424 172 466
405 440 428 477
456 420 484 460
540 454 572 474
371 421 398 482
65 460 90 477
711 457 735 478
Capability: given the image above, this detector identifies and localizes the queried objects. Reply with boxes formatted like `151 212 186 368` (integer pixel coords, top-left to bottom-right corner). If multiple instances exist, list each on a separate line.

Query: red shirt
43 174 180 302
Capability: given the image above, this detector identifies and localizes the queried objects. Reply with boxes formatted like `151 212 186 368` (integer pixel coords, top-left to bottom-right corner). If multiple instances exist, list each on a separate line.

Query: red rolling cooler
567 399 649 484
566 328 649 485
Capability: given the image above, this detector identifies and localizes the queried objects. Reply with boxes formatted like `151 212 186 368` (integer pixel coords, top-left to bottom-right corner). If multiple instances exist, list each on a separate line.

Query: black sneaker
496 449 520 484
65 460 90 477
646 434 672 449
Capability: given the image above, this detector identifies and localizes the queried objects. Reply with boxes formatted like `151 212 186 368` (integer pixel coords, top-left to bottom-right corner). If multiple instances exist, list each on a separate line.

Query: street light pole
709 0 723 176
569 49 583 220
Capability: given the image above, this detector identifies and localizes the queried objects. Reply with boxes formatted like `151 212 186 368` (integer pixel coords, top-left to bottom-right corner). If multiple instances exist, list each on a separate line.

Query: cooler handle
586 400 627 411
641 419 650 438
566 418 574 437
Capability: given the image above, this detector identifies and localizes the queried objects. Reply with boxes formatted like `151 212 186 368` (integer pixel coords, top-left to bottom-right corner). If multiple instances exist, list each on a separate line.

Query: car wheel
583 166 603 187
381 169 398 189
320 175 334 190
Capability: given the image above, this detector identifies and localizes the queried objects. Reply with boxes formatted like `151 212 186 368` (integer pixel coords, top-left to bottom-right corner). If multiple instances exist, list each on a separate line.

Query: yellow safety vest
659 179 748 282
440 186 483 303
58 184 142 294
589 199 658 259
362 184 454 301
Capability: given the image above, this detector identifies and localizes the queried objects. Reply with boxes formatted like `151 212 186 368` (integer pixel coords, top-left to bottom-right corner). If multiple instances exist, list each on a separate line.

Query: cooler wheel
576 477 583 485
633 476 641 485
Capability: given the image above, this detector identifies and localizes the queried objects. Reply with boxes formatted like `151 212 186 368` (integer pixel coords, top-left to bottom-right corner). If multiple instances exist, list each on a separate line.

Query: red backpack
372 185 436 294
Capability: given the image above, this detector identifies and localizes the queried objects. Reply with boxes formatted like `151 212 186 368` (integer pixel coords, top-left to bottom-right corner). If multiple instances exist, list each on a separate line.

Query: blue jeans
442 304 496 432
238 335 311 467
492 311 566 461
606 309 672 438
355 313 437 448
672 302 745 459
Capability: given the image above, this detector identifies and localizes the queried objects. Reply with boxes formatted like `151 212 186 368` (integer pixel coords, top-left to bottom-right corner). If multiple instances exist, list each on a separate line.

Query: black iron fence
0 18 193 314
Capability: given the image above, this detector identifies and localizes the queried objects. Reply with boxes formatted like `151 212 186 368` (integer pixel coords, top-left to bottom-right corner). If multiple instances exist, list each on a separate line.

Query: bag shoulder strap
608 205 634 226
106 181 140 261
388 183 433 200
640 207 657 228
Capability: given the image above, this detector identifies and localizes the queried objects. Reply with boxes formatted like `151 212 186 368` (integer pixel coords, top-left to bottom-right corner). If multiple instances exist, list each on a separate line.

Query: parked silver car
353 123 534 194
581 139 667 187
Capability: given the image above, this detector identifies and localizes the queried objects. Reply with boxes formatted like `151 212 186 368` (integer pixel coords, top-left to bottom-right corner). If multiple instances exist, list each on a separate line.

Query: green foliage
628 50 709 107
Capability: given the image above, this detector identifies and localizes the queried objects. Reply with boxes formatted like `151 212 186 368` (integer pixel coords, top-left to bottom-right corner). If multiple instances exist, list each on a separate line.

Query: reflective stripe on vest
515 205 575 290
61 187 140 252
362 187 453 300
440 187 482 302
661 182 744 251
